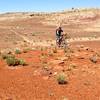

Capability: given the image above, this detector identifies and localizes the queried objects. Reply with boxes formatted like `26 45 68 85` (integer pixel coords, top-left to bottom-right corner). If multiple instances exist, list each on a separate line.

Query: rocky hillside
43 8 100 25
0 8 100 51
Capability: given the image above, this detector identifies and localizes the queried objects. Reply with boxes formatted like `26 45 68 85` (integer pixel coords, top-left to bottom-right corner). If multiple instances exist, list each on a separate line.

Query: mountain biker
56 27 63 38
56 27 63 46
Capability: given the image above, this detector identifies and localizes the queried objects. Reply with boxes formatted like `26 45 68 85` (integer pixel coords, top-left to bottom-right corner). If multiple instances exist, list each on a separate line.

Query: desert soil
0 8 100 100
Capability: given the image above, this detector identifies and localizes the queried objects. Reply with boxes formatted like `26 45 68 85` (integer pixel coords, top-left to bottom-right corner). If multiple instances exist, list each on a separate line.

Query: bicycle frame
56 35 68 48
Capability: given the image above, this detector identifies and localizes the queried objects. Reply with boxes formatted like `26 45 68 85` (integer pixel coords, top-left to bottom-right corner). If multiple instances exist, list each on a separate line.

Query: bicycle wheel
61 38 68 48
56 38 60 47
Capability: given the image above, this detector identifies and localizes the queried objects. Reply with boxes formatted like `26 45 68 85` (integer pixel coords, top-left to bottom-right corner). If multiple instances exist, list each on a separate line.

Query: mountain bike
56 33 70 48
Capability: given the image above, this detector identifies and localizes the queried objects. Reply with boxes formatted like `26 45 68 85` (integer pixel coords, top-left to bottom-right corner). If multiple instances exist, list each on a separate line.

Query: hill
0 8 100 100
0 8 100 52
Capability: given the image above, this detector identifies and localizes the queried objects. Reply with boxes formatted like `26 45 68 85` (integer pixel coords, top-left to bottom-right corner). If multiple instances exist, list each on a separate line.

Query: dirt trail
10 29 100 47
31 37 100 47
10 29 33 44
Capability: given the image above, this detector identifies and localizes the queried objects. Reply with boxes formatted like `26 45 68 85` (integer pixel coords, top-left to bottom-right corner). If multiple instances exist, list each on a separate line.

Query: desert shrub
6 56 19 66
4 55 26 66
57 73 67 84
41 52 46 57
32 32 36 36
15 49 21 54
53 47 57 53
42 63 48 70
40 47 44 51
70 64 77 68
32 32 41 36
51 43 54 47
1 51 26 66
64 47 67 53
48 51 53 56
30 14 35 17
23 49 28 53
18 59 26 66
23 48 31 53
64 47 73 53
67 64 77 71
2 54 15 60
2 54 8 59
93 35 97 38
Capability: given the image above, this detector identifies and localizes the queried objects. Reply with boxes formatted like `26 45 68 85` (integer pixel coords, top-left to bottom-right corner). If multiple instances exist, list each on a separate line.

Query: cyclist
56 27 63 47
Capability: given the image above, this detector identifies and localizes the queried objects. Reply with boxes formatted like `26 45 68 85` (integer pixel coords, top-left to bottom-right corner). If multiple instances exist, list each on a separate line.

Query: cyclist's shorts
56 35 61 39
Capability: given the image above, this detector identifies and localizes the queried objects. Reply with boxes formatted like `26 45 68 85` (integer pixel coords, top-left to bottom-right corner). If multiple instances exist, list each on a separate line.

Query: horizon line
0 7 100 14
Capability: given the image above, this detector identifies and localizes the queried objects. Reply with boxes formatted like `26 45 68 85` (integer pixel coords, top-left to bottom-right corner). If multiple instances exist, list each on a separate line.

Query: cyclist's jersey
56 29 63 37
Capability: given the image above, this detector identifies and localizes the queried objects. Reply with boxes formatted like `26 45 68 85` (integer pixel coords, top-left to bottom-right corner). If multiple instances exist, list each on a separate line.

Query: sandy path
6 29 100 47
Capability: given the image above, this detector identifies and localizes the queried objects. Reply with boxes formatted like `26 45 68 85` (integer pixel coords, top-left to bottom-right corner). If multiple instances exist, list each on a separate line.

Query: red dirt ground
0 9 100 100
0 42 100 100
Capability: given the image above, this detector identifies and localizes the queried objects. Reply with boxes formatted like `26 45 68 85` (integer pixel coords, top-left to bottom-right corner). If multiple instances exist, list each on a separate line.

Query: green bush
1 53 27 66
15 49 21 54
6 56 19 66
57 73 67 84
2 54 15 60
19 59 26 66
2 54 8 59
3 54 26 66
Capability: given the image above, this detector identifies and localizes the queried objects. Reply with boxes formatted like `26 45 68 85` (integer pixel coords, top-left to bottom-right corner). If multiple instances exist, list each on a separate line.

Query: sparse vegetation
40 47 44 51
2 54 8 60
0 8 100 99
67 64 77 71
32 32 36 36
18 59 26 66
6 56 19 66
57 73 67 84
1 54 15 60
70 64 77 68
41 52 46 57
53 47 57 53
15 49 21 54
23 48 31 53
48 50 53 57
64 47 67 53
1 53 26 66
42 63 48 70
64 47 73 55
41 52 48 64
32 32 43 36
6 57 26 66
23 49 28 53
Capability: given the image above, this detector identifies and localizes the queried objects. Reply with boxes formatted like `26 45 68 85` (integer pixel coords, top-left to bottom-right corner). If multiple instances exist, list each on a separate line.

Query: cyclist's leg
59 35 64 47
59 36 63 47
56 35 60 47
61 36 68 48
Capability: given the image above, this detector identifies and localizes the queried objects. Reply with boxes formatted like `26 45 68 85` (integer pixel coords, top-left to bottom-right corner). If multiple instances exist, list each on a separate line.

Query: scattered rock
90 55 97 63
78 57 85 59
59 61 65 65
53 72 57 76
